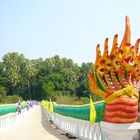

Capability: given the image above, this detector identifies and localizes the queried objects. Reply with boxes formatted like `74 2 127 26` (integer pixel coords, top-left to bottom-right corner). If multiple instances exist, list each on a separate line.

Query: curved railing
0 101 36 131
42 100 140 140
0 102 26 116
42 100 105 140
53 101 105 122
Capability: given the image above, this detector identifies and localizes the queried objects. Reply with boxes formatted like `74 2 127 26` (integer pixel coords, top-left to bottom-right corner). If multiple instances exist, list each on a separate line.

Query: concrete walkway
0 105 77 140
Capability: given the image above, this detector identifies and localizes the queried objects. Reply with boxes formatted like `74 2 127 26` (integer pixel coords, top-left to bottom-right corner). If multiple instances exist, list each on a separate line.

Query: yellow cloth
90 96 96 123
49 100 53 113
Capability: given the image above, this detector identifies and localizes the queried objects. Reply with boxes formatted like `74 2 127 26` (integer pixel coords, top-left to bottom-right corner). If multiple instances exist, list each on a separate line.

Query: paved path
0 105 77 140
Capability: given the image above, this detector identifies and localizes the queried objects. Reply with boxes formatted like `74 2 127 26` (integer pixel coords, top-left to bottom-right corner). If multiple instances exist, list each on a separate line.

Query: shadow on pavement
41 106 79 140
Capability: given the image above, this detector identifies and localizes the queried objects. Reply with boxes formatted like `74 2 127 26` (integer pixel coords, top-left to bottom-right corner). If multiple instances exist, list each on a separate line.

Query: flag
90 96 96 123
44 101 48 110
49 100 53 113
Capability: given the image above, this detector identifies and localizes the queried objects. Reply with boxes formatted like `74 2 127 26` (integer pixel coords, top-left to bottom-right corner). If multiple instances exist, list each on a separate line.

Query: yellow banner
90 96 96 123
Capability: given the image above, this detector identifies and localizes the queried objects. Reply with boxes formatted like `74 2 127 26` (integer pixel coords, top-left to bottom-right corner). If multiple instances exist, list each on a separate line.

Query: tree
2 52 26 95
2 52 37 99
0 52 102 102
76 62 93 98
42 81 55 100
21 59 37 99
0 86 6 102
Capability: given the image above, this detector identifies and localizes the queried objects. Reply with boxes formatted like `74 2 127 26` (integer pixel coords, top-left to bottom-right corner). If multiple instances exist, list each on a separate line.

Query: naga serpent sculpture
88 16 140 123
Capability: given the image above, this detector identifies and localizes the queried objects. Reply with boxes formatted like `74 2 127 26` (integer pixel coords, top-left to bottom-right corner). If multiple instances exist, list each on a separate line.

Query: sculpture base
100 121 140 140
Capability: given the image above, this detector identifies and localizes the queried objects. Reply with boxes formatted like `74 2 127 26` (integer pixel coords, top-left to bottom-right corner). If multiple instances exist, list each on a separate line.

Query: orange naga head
119 16 131 55
89 16 140 124
133 39 140 79
118 16 136 72
102 38 111 72
94 44 105 77
89 16 140 97
110 34 121 73
133 54 140 80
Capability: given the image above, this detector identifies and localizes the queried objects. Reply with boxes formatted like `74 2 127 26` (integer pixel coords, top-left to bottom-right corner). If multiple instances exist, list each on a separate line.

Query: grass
55 95 90 105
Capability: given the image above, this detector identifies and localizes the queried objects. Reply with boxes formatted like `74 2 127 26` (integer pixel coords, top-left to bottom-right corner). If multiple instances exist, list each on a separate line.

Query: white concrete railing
43 106 103 140
43 106 140 140
0 108 27 131
101 121 140 140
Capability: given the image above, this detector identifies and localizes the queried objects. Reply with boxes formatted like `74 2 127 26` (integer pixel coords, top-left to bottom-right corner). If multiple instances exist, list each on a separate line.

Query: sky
0 0 140 65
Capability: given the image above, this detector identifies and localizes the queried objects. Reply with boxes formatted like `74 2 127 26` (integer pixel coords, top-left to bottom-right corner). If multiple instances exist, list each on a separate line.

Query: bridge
0 103 140 140
0 105 77 140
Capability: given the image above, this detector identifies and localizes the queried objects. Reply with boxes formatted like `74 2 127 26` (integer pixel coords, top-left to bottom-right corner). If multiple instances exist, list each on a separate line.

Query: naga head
133 39 140 79
133 56 140 80
102 38 111 72
118 16 136 72
89 16 140 97
94 44 105 77
121 46 136 72
110 34 121 73
89 16 140 124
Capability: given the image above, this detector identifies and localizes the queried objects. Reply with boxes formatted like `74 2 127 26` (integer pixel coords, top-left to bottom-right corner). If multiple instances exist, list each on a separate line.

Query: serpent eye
119 50 123 54
102 60 105 64
107 63 111 67
100 68 104 72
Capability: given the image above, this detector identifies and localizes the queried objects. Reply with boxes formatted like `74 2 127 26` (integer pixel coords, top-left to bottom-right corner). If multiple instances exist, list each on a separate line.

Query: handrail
42 100 105 122
0 108 27 131
42 105 140 140
42 105 102 140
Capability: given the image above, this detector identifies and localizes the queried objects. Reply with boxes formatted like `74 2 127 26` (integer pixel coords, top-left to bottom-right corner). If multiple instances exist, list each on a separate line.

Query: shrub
0 86 7 103
4 95 23 104
55 95 89 105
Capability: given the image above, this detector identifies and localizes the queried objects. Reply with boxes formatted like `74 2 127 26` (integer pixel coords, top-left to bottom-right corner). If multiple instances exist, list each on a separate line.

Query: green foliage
42 81 55 99
55 95 89 105
0 86 7 102
0 52 102 103
4 95 23 104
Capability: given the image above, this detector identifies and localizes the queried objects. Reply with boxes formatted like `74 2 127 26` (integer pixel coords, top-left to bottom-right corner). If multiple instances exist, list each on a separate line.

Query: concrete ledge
100 121 140 140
